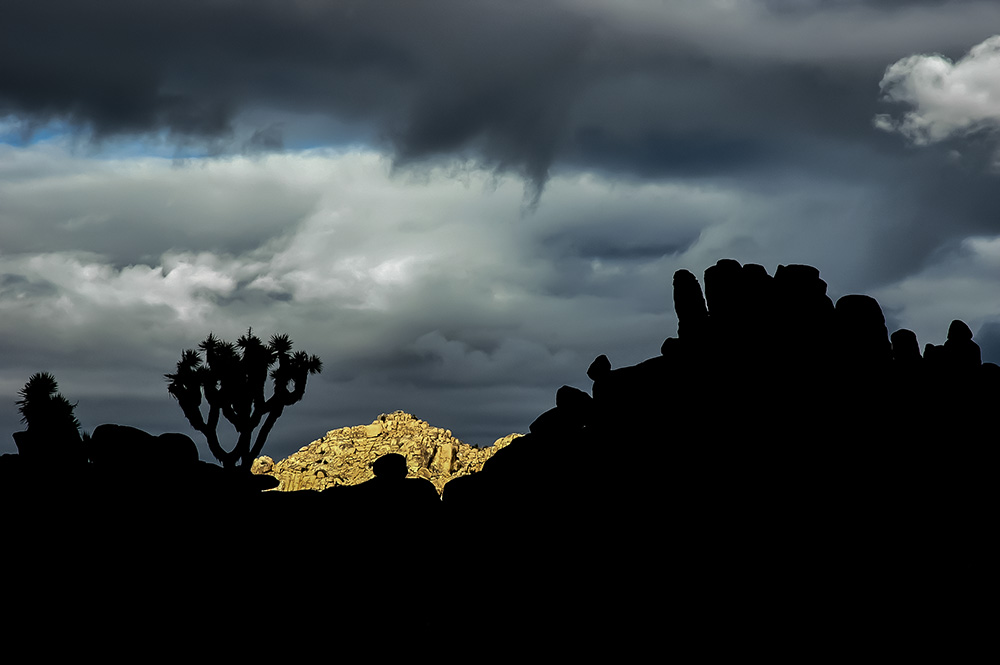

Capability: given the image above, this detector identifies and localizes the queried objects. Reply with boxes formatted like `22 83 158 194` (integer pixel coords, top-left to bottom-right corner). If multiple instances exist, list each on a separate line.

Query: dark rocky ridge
434 258 996 655
3 258 994 656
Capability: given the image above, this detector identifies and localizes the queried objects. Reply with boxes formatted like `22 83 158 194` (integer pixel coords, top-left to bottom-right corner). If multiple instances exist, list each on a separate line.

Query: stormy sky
3 0 1000 460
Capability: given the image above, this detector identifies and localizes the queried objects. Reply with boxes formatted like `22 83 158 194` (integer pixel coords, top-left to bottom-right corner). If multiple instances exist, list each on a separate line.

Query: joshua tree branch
167 331 321 473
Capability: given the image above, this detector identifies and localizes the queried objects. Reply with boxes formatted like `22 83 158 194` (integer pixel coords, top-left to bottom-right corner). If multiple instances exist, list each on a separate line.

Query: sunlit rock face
252 411 519 494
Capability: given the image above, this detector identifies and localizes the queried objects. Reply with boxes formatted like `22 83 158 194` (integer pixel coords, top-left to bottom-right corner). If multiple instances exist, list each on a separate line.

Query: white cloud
876 35 1000 144
0 251 241 328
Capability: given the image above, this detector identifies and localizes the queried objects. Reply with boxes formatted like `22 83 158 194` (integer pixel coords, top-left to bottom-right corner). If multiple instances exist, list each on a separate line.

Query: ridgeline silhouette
2 259 994 653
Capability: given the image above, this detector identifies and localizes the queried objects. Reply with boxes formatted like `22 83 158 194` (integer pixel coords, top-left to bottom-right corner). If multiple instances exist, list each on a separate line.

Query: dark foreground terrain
3 260 995 656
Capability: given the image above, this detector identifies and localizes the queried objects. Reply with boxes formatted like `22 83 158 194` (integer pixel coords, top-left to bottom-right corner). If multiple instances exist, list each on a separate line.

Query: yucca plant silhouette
14 372 86 463
166 330 322 473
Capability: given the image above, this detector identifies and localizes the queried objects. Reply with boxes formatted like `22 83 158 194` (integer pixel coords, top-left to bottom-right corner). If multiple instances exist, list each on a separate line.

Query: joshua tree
165 331 322 473
14 372 86 463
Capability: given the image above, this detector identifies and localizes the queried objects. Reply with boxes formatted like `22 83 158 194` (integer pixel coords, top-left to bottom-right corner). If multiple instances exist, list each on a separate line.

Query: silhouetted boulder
740 262 776 351
528 407 566 435
659 336 678 356
704 258 745 324
704 259 752 363
371 452 407 479
742 262 771 282
774 264 834 328
89 424 203 490
773 263 830 304
529 386 595 440
949 319 974 342
945 319 982 370
90 423 157 468
924 342 945 366
835 294 892 368
587 354 612 381
555 385 592 426
891 329 921 364
364 452 439 505
673 269 709 340
157 432 200 466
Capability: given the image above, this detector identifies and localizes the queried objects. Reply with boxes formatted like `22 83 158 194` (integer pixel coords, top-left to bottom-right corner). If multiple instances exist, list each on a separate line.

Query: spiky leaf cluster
17 372 82 435
165 330 322 471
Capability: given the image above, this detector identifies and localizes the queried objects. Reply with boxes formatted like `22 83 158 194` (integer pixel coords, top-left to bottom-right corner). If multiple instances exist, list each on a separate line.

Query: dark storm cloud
570 127 770 179
0 0 589 194
242 124 284 154
5 0 1000 198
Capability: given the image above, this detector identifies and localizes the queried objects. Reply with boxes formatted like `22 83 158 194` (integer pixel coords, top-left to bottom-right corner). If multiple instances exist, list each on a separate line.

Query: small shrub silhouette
165 330 322 473
13 372 86 463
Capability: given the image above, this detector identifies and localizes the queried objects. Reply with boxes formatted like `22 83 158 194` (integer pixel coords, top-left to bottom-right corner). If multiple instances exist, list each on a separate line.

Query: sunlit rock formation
252 410 519 494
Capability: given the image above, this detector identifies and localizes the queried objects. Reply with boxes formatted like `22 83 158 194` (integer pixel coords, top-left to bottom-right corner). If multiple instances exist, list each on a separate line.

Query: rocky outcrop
252 411 520 494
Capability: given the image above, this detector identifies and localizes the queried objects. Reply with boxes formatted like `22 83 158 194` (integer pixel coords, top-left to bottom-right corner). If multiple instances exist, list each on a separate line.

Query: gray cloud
0 142 316 265
0 148 688 456
5 2 1000 461
5 138 999 459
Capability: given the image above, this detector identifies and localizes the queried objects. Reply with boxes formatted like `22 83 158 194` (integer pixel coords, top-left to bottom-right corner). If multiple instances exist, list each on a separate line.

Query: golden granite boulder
252 411 519 494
